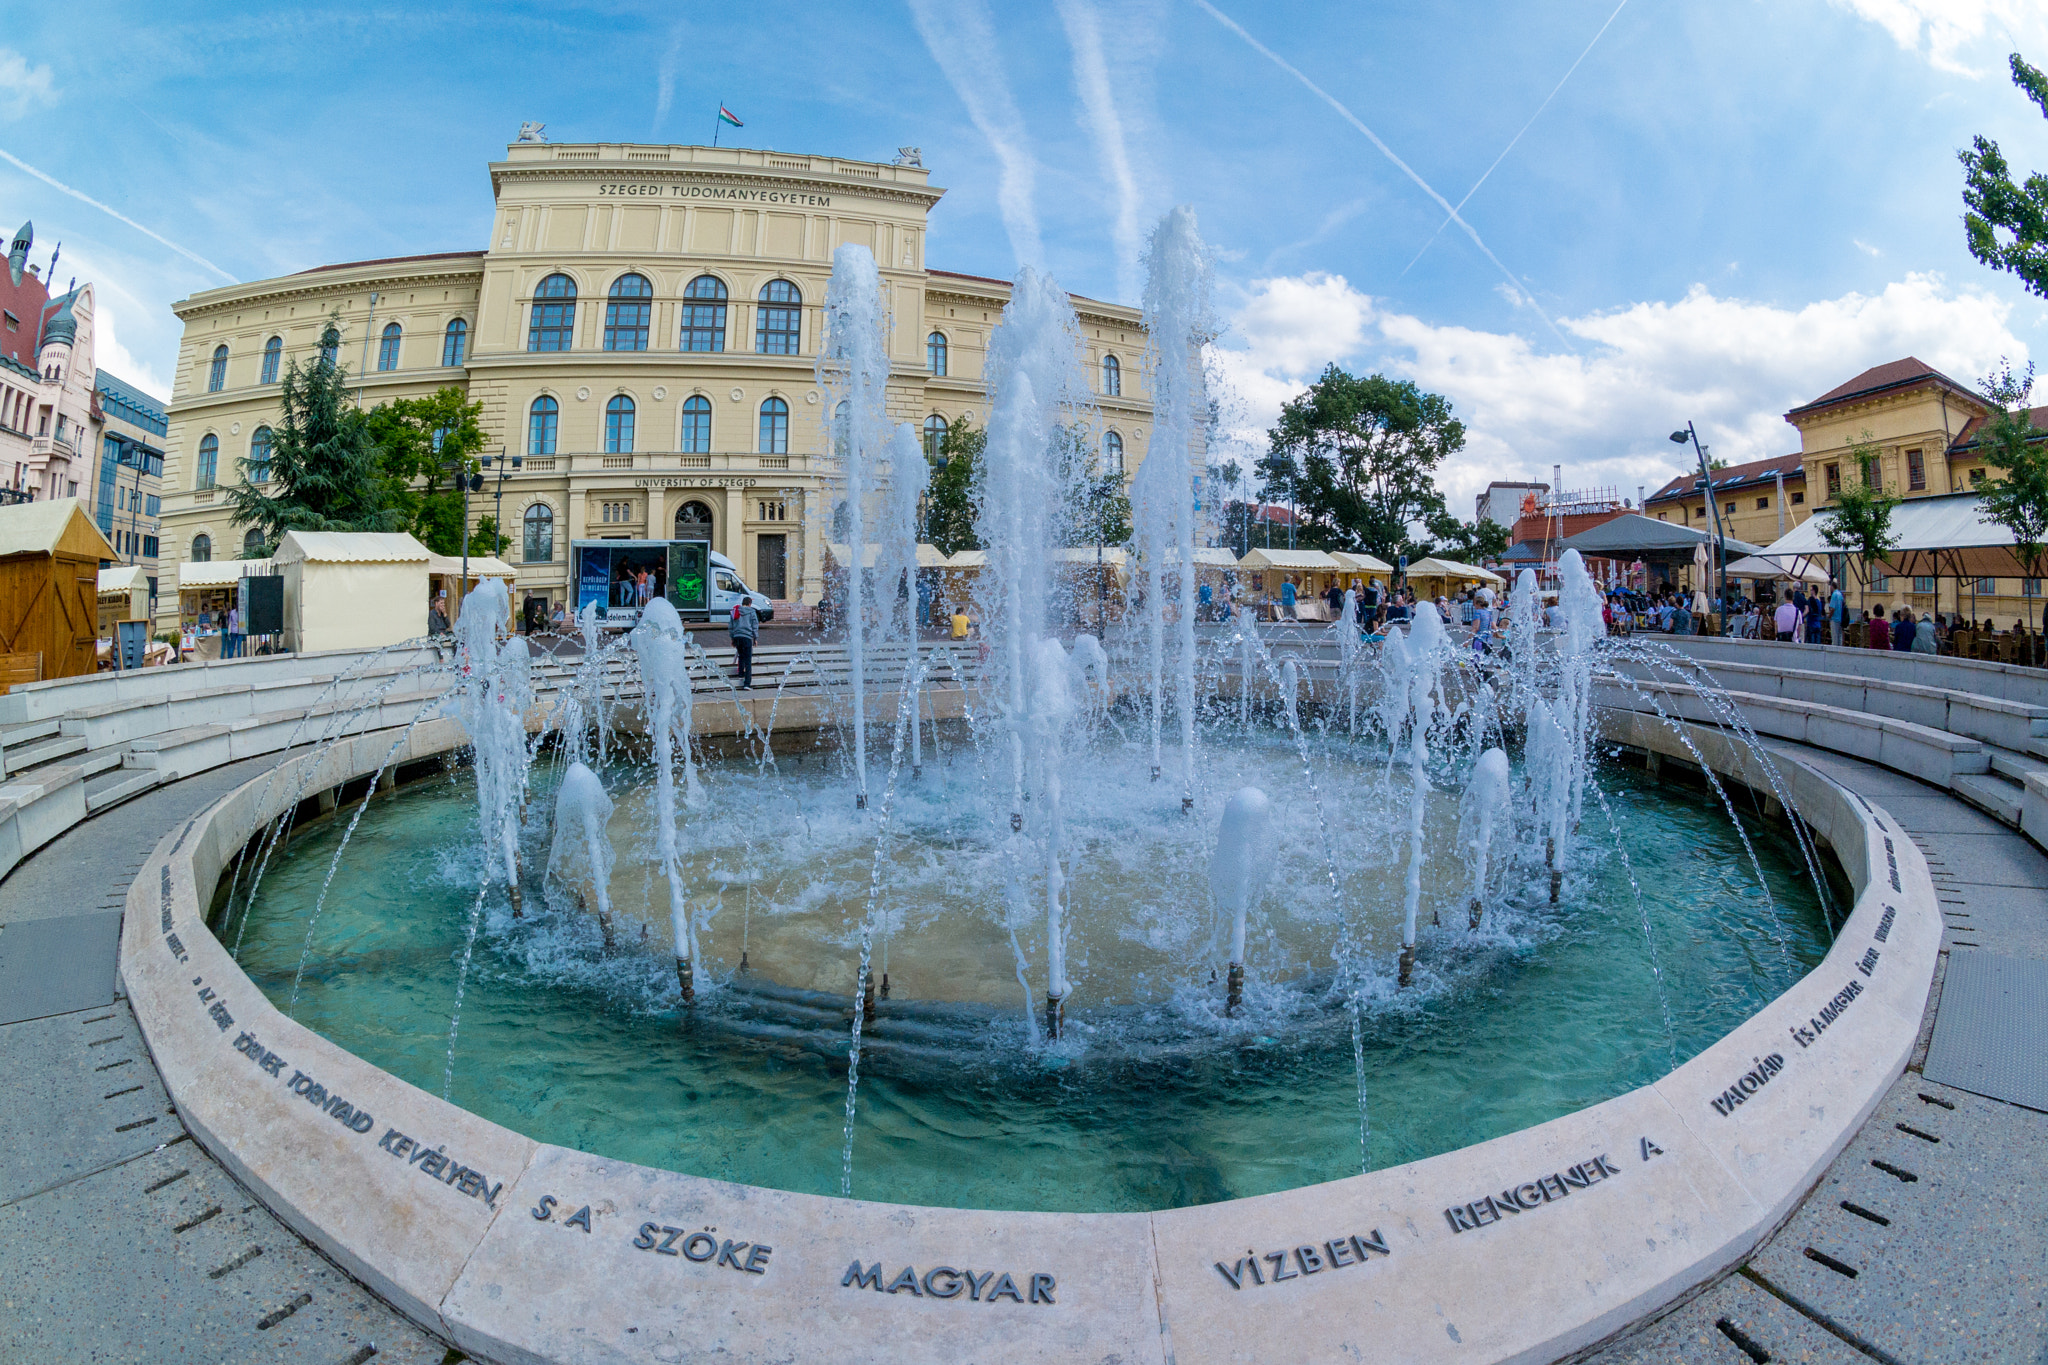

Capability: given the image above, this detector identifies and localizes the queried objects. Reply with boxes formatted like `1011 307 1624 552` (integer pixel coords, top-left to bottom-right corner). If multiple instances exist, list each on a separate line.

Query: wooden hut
0 498 118 683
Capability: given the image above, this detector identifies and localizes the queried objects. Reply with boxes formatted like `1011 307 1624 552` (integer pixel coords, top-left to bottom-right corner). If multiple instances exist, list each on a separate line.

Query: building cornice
489 147 944 211
174 258 486 320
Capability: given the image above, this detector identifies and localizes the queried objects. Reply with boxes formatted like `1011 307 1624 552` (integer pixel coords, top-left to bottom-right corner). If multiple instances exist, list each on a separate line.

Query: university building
156 140 1156 630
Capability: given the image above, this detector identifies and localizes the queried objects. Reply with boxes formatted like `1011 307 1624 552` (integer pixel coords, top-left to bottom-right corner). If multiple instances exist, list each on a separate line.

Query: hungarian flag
718 106 743 128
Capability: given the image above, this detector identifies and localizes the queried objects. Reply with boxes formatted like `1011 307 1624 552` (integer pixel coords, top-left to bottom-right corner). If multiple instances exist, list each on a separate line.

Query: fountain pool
224 737 1833 1213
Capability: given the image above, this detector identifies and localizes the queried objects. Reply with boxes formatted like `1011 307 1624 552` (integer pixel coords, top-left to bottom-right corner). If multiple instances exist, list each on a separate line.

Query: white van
709 551 775 622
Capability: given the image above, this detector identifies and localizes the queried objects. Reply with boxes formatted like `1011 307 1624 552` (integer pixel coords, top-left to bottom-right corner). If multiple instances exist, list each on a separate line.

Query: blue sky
4 0 2047 511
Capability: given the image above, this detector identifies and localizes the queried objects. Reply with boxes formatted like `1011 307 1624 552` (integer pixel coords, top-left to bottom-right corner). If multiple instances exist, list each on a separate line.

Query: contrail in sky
1191 0 1570 349
0 147 234 282
1057 0 1145 303
909 0 1044 268
1403 0 1635 277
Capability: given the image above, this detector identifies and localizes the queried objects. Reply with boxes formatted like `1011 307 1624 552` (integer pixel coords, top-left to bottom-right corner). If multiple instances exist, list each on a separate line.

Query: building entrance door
756 534 787 599
674 500 714 547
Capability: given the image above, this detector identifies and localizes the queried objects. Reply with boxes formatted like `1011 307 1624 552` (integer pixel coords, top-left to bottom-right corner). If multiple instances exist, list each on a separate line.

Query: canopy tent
274 531 430 653
1405 556 1505 588
96 564 151 633
1557 513 1766 561
425 552 518 626
0 498 119 680
177 559 274 590
826 542 951 570
1237 547 1341 573
1758 490 2038 580
1725 553 1829 584
1330 550 1394 577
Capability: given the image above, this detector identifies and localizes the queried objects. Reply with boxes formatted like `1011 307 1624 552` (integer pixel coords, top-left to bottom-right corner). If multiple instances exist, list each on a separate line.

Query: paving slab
1902 831 2048 889
0 1132 448 1365
1746 1076 2048 1364
1872 793 2012 836
1588 1270 1867 1364
0 1001 172 1204
0 911 124 1025
1922 952 2048 1112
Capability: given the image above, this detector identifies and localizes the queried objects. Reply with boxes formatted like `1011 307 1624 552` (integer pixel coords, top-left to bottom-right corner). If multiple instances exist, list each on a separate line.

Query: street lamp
1669 423 1726 626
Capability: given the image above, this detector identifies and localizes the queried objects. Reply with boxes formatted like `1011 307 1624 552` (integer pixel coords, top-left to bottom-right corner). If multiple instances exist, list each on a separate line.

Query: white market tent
177 559 273 590
1237 547 1341 574
1725 553 1829 584
827 543 950 569
96 564 150 630
1331 550 1394 576
1759 490 2034 580
274 532 430 654
1406 556 1506 588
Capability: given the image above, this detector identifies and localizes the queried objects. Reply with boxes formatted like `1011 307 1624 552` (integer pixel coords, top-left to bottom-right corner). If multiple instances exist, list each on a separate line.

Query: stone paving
0 736 2042 1362
1587 745 2048 1365
0 755 449 1365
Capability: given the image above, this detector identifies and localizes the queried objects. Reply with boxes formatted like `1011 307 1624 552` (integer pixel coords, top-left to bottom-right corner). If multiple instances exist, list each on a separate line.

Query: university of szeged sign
597 182 835 207
633 477 764 490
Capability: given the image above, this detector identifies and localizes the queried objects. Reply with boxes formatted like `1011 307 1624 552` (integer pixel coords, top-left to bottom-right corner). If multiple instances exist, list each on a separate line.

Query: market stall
275 532 430 654
0 498 118 682
426 553 519 631
1237 547 1341 617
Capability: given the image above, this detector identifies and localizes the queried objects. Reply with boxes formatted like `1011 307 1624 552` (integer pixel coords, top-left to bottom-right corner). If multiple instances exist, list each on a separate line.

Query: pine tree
226 324 400 554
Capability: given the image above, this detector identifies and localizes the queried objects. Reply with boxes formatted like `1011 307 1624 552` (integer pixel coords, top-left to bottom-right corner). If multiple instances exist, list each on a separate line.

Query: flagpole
713 101 721 148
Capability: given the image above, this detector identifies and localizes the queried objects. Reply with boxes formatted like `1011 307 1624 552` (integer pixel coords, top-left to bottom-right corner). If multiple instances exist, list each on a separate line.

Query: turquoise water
227 746 1833 1213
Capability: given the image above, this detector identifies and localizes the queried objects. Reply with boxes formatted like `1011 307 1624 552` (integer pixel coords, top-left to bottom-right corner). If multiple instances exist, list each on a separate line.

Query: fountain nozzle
1225 962 1244 1015
1045 992 1065 1041
739 951 750 972
862 969 877 1024
676 956 695 1006
1010 811 1023 832
855 792 868 810
1468 896 1483 931
911 765 921 780
1150 765 1161 782
880 972 891 1000
1397 943 1415 988
508 880 522 919
1181 796 1193 814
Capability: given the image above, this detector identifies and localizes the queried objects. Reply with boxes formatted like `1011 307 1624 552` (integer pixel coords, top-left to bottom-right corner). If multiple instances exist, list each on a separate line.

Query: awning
274 531 430 565
1558 513 1765 560
426 553 519 580
1725 554 1829 583
1238 548 1340 572
1331 550 1394 575
827 543 951 569
178 559 273 590
1758 491 2040 579
97 564 147 595
1406 556 1505 585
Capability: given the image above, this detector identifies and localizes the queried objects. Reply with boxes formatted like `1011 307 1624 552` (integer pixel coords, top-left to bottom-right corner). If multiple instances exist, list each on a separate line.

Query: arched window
189 533 212 563
528 396 558 455
377 321 402 371
927 331 948 376
522 504 554 563
922 413 949 461
680 395 712 453
1102 353 1121 397
604 273 652 351
758 396 789 453
243 527 265 556
675 500 715 540
831 399 850 457
756 279 802 354
196 434 219 489
605 394 636 453
248 426 273 483
681 275 728 352
528 273 577 352
1104 430 1124 476
208 345 228 392
260 336 283 385
318 326 340 368
441 318 467 367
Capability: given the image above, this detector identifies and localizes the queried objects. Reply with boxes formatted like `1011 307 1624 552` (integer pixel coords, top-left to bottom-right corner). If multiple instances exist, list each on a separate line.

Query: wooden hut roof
0 498 117 562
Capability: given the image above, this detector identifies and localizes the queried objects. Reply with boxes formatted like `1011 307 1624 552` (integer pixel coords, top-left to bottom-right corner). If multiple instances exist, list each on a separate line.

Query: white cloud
908 0 1043 268
0 49 56 121
1828 0 2046 76
1212 271 2027 516
93 301 171 399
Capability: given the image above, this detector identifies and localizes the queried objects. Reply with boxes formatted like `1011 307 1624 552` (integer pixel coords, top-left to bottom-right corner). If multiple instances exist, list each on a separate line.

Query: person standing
1773 594 1798 642
1892 607 1916 652
1867 606 1891 650
224 603 243 659
729 595 759 689
917 573 934 630
1280 576 1297 620
1827 580 1844 646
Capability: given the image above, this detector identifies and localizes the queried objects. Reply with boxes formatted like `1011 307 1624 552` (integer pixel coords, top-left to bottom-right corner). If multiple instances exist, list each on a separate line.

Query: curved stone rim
119 707 1939 1364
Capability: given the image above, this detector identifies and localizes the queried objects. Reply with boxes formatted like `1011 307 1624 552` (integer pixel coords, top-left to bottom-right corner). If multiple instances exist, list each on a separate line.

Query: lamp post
1670 423 1726 626
479 448 524 625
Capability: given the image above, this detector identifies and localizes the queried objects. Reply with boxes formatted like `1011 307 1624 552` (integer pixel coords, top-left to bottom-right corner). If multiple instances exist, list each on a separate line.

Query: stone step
85 769 162 814
0 717 62 751
5 734 89 773
1953 772 2023 827
1988 749 2048 785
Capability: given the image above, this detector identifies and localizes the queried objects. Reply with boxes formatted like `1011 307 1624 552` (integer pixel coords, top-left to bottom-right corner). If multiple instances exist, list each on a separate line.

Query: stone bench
0 642 446 727
54 666 430 750
1664 635 2048 710
1596 678 1990 789
126 688 451 781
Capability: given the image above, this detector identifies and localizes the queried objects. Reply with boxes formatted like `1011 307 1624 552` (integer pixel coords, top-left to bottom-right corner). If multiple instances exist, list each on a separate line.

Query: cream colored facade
1785 361 2040 625
156 142 1154 630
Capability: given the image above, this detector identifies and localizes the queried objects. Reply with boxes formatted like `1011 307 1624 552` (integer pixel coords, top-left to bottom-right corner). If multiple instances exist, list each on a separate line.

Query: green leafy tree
924 418 984 556
1052 426 1131 549
1814 431 1902 598
1265 365 1465 559
1420 509 1510 563
364 386 491 555
1975 360 2048 631
225 323 400 554
1961 54 2048 298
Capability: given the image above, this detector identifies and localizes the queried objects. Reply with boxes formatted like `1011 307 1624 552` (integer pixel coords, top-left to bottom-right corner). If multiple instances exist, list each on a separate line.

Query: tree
1265 365 1465 560
1961 54 2048 299
365 386 490 555
1419 509 1510 563
1975 360 2048 632
1814 431 1902 599
924 418 983 555
225 323 400 554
